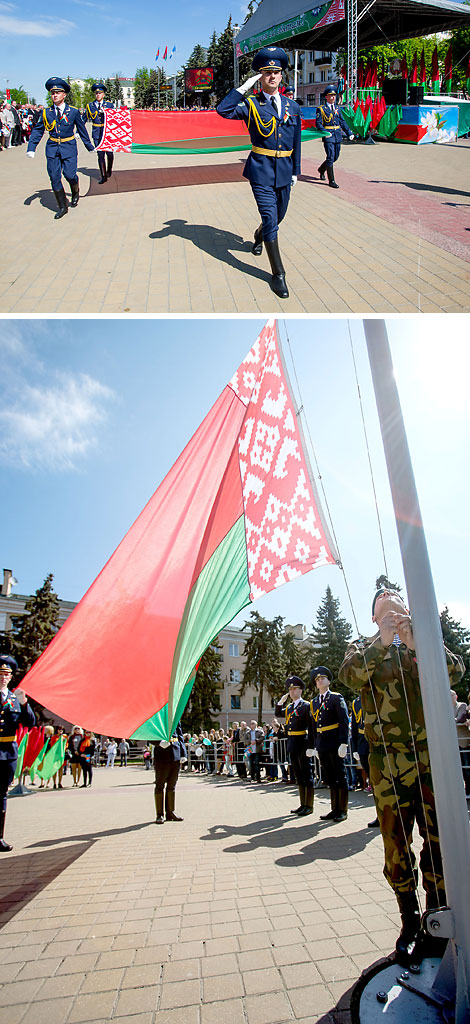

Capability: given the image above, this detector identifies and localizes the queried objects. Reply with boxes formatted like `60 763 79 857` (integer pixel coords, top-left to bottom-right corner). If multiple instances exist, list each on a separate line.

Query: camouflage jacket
338 633 464 753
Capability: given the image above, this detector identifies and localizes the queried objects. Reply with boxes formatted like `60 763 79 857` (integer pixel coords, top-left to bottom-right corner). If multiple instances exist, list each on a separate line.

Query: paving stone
288 984 336 1018
201 999 245 1024
244 990 292 1024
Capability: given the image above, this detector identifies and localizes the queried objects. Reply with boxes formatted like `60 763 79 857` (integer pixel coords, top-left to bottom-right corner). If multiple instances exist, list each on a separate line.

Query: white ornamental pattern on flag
229 319 337 600
97 108 132 153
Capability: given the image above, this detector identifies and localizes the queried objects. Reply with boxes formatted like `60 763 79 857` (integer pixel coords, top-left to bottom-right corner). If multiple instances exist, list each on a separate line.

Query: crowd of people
0 102 44 150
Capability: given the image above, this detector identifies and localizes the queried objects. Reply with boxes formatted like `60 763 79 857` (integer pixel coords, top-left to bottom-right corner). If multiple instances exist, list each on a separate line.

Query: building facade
292 50 338 107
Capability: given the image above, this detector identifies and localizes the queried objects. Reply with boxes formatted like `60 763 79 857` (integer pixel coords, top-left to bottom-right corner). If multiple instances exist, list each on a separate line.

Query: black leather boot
0 810 12 852
327 165 339 189
318 162 327 181
320 789 337 820
298 787 314 816
252 223 263 256
291 784 306 814
70 179 79 208
98 153 107 184
53 187 68 219
154 790 164 824
264 239 289 298
166 789 183 821
333 787 348 822
395 891 421 965
107 152 114 178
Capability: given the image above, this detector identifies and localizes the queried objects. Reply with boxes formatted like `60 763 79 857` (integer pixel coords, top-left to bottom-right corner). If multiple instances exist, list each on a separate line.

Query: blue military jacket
153 722 187 766
27 105 94 155
217 88 301 188
274 698 315 752
83 100 114 145
350 695 369 762
315 102 351 140
0 690 35 764
310 690 349 753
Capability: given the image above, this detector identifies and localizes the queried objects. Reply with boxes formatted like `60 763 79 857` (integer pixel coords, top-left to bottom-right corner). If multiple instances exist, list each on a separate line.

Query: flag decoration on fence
21 321 338 741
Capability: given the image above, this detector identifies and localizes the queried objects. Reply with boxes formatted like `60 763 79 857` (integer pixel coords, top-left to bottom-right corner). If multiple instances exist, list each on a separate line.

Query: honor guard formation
27 77 94 219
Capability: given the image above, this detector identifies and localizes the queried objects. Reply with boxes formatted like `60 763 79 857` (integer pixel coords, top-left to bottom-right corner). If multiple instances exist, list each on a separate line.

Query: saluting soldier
153 721 186 825
0 655 35 852
275 675 315 816
83 82 115 184
315 85 354 189
310 666 349 823
339 587 464 964
27 77 95 219
351 693 379 826
217 46 301 299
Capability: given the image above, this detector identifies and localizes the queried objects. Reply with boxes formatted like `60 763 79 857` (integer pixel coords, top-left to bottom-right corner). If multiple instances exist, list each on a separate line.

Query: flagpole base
9 782 36 797
350 956 450 1023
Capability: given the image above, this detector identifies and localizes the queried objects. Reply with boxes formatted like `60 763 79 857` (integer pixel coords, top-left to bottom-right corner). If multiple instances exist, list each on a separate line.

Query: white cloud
0 11 74 35
0 373 115 470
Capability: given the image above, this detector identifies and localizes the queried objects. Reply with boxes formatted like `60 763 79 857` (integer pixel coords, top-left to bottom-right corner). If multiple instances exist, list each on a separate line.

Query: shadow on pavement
23 189 58 212
149 219 271 285
27 821 150 848
0 842 91 927
370 180 470 198
200 813 379 863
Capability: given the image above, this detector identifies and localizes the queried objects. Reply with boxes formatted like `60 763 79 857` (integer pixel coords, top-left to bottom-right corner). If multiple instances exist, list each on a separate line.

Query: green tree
81 77 97 107
65 78 82 108
0 575 60 689
309 587 353 698
133 67 150 109
450 27 470 89
181 641 222 733
10 86 28 104
440 606 470 698
187 44 208 68
240 612 284 723
212 16 236 100
111 75 124 105
280 630 308 683
104 77 113 97
375 574 402 593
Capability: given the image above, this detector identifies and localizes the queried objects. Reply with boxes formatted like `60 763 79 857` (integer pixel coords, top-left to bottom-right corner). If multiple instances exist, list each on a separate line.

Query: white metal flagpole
364 319 470 1023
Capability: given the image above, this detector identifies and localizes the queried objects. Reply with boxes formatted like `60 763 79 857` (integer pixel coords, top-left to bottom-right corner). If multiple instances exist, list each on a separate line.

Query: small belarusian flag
163 45 168 60
13 734 28 780
420 50 426 86
156 48 160 59
409 52 418 85
444 43 452 93
431 46 440 94
401 55 408 80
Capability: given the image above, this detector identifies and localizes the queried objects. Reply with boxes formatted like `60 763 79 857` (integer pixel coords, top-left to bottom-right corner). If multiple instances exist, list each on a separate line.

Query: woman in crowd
67 725 84 786
79 730 96 787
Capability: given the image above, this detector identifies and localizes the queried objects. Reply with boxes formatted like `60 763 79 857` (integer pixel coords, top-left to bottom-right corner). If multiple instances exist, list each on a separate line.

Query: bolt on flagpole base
350 957 453 1024
8 782 36 796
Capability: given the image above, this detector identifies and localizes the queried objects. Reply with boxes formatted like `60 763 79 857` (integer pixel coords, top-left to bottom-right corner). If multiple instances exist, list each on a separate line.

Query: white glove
291 175 297 187
306 748 314 758
338 744 348 758
353 751 360 761
27 151 35 158
159 740 170 749
238 73 261 95
349 134 355 140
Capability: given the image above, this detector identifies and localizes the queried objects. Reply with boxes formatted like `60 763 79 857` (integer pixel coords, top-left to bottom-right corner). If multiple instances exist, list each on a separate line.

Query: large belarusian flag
22 321 338 740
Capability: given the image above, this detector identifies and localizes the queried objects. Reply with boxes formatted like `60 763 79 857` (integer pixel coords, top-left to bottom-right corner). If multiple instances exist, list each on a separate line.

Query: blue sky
1 316 469 642
0 0 244 103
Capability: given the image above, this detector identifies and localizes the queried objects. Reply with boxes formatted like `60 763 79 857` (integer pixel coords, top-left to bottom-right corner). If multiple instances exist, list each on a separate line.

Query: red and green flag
13 734 28 780
444 44 452 93
466 55 470 94
37 736 67 781
420 50 426 86
431 46 440 94
22 322 338 741
401 55 408 80
409 52 418 85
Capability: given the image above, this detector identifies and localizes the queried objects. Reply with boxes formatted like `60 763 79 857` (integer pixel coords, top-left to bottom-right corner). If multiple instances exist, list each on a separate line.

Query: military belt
317 723 339 733
0 736 16 742
359 727 365 735
289 730 307 736
48 136 75 143
251 146 293 158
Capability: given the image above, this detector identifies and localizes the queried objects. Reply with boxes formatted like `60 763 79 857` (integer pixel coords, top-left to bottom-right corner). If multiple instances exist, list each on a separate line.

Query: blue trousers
46 144 78 189
250 182 291 242
322 136 341 167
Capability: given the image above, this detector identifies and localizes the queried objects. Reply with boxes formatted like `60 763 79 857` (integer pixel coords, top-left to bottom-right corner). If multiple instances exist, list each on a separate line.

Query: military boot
413 891 448 961
53 187 68 219
318 161 327 181
320 789 337 821
291 785 306 814
333 787 348 822
327 165 339 189
166 789 183 822
98 152 107 184
395 891 421 965
298 787 314 816
70 179 79 208
107 152 114 177
0 810 12 852
264 239 289 298
154 790 164 824
252 223 263 256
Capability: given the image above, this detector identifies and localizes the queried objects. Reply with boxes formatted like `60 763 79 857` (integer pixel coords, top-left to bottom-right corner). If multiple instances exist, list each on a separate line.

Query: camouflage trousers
369 745 445 898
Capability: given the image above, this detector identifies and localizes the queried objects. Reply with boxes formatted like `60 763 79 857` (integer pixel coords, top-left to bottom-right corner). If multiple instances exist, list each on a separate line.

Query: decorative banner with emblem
236 0 345 58
22 321 338 741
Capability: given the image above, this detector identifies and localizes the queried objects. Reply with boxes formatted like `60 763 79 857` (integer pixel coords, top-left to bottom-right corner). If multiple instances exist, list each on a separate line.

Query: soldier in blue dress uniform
275 676 316 816
27 77 95 219
310 666 349 822
217 46 301 299
83 82 115 184
153 722 187 824
0 655 35 852
315 85 354 189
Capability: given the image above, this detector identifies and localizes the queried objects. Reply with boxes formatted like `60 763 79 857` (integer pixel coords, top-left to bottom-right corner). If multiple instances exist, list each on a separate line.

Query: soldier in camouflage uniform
339 587 464 964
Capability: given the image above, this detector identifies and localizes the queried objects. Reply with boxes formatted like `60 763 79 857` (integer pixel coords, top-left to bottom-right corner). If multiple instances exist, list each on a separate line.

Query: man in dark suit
27 76 94 219
0 655 35 852
217 46 301 299
275 676 315 816
153 722 186 824
310 666 349 822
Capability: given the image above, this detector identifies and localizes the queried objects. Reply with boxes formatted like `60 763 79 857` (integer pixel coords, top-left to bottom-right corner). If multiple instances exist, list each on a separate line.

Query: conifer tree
240 612 284 723
440 606 470 697
280 630 308 684
309 586 353 697
181 641 222 733
4 574 60 679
